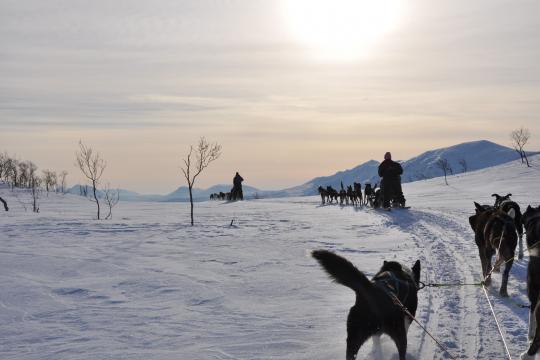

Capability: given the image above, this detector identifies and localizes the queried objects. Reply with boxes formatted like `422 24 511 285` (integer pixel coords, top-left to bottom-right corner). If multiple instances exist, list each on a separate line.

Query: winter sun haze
1 0 540 193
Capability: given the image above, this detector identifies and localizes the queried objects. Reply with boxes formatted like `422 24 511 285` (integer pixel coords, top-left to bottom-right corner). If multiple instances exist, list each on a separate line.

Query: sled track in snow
378 207 518 359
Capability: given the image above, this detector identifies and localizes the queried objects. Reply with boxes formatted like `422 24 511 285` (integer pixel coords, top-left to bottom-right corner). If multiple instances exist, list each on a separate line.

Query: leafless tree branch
75 140 107 219
180 137 221 225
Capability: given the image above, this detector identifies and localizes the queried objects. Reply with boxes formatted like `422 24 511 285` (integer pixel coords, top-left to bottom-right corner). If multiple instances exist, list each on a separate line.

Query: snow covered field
1 157 540 360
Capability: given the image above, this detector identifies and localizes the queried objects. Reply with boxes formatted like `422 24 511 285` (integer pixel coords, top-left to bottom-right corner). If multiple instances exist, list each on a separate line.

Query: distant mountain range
257 140 539 197
67 183 262 202
69 140 537 201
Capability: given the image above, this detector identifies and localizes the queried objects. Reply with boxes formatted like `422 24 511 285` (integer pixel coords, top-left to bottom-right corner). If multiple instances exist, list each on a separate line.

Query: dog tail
312 250 372 292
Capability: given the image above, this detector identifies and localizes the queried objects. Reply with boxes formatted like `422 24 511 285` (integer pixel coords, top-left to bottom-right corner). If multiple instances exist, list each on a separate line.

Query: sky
1 0 539 194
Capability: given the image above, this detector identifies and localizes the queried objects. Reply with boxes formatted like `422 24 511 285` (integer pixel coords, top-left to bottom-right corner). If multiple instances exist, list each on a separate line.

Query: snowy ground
1 157 540 359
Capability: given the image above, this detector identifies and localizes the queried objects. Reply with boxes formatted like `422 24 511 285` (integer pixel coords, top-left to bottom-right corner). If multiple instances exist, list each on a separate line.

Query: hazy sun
283 0 404 61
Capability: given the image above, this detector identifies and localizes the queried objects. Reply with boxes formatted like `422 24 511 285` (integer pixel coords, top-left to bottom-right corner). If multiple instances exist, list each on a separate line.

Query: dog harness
498 199 513 209
373 271 410 304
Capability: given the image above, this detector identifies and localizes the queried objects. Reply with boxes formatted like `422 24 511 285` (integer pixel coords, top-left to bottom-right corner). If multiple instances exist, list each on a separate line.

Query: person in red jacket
378 152 406 208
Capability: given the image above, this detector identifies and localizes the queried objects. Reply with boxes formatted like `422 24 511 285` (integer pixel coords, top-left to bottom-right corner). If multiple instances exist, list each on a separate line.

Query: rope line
481 285 513 360
387 292 459 360
483 224 507 283
419 281 483 289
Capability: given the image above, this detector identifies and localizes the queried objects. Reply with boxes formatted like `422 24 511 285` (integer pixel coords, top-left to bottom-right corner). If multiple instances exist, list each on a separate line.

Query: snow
1 156 540 359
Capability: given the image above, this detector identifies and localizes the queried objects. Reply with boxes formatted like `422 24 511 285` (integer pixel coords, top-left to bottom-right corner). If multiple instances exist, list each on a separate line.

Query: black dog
492 193 524 259
364 183 374 206
318 186 327 205
326 186 339 204
521 205 540 358
312 250 421 360
469 202 517 296
353 182 362 205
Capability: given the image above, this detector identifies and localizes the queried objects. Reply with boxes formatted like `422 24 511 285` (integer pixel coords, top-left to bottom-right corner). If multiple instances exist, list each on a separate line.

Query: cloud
1 0 540 191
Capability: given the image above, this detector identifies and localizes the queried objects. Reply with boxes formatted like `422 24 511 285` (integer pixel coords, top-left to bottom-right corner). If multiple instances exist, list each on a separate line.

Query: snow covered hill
270 159 381 197
401 139 537 183
1 156 539 359
280 140 538 196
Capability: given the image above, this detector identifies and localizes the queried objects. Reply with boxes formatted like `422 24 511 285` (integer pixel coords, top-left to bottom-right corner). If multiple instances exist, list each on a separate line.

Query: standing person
378 152 405 208
233 172 244 200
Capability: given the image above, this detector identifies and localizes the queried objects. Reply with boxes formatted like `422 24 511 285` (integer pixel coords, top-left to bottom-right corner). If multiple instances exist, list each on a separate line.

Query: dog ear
507 193 512 198
491 193 500 198
474 202 485 212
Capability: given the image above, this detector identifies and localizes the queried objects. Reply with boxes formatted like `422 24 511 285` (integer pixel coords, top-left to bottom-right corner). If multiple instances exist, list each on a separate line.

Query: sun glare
283 0 404 61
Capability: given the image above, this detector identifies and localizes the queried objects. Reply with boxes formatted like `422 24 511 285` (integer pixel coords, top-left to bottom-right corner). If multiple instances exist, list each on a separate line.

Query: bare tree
59 171 68 194
18 161 29 188
76 141 107 219
181 137 221 225
103 183 120 220
42 169 57 195
511 127 531 167
0 153 12 184
435 157 452 185
459 159 468 173
4 157 18 189
0 152 7 181
27 161 38 189
29 172 41 213
52 172 58 193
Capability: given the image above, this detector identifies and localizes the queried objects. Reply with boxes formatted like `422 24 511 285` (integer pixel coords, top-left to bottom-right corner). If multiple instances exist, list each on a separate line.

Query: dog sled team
314 190 540 359
318 152 406 209
209 172 244 201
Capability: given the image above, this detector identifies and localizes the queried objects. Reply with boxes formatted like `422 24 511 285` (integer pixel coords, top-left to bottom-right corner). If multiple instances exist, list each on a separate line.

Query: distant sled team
318 182 406 210
318 183 368 207
317 152 406 210
314 191 540 359
209 172 244 201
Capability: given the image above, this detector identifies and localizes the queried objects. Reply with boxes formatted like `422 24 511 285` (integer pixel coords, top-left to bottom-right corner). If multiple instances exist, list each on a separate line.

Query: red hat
384 152 392 160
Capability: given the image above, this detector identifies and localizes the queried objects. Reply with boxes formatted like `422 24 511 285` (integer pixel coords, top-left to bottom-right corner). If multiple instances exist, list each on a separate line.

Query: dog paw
499 290 509 298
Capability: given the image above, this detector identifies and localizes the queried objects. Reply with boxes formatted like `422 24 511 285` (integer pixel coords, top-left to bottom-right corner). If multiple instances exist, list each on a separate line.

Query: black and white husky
312 250 421 360
521 205 540 359
492 193 524 259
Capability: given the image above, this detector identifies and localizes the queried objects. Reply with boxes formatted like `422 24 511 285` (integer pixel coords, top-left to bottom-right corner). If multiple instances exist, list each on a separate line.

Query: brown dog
469 202 517 296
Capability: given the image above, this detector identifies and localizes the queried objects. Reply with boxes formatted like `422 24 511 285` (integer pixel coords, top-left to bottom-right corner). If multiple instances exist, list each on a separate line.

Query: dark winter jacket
378 159 403 180
233 174 244 187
